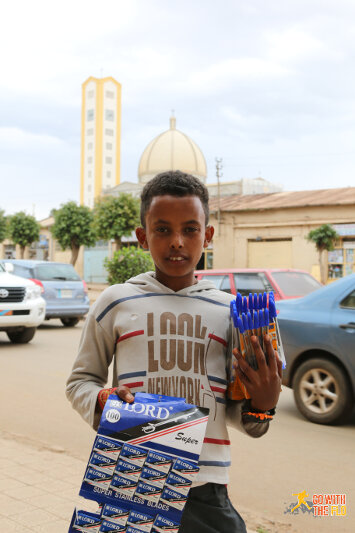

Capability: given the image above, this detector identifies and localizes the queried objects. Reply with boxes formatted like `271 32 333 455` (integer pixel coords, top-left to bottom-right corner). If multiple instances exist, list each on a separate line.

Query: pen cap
242 296 248 314
248 293 253 311
236 292 242 315
247 311 253 331
242 312 248 332
237 316 244 334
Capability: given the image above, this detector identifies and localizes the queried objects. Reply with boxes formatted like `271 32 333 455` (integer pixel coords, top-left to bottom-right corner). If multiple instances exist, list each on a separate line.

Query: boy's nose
170 232 183 248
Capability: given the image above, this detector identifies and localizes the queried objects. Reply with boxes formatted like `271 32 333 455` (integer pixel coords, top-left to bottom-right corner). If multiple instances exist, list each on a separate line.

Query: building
105 115 281 200
208 187 355 281
80 76 122 208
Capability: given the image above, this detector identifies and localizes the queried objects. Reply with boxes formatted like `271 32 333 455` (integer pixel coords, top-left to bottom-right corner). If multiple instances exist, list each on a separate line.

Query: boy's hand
115 385 134 403
233 334 282 412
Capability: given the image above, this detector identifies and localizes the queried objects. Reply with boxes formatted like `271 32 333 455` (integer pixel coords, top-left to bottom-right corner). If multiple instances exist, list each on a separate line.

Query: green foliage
0 209 7 243
8 212 40 254
104 246 154 285
51 201 96 265
94 194 140 248
306 224 339 252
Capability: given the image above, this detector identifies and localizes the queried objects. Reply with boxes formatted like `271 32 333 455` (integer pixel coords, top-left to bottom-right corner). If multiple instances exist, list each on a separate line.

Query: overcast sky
1 0 355 220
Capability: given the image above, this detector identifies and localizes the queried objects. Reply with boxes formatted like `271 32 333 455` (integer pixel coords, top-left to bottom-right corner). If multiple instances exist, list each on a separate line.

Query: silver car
4 260 90 327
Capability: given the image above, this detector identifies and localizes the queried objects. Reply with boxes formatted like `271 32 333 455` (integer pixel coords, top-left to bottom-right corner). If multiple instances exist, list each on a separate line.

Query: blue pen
262 292 267 309
248 293 253 311
236 293 243 315
230 301 238 328
253 293 258 311
242 296 248 314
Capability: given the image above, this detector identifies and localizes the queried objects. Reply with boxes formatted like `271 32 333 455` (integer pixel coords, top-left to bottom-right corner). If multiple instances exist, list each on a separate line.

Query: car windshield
271 271 322 297
34 264 81 281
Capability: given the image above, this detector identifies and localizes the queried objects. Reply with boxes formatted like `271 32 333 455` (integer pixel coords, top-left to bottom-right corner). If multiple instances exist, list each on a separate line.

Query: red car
194 268 322 300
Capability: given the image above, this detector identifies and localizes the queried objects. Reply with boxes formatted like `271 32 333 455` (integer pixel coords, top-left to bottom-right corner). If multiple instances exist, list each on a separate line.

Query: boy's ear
204 225 214 248
136 227 149 249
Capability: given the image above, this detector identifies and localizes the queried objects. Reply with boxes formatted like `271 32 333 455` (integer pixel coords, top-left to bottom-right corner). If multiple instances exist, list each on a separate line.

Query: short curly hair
140 170 209 226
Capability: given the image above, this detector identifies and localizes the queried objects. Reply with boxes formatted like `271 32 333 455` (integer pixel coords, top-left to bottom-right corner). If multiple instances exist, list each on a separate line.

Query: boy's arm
66 309 116 430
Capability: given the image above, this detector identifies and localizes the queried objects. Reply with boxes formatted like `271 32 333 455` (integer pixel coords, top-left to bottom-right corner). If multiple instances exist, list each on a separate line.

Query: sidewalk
0 432 96 533
0 431 281 533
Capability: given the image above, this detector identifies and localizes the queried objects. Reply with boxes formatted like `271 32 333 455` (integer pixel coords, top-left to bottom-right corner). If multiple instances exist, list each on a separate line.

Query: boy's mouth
167 255 187 262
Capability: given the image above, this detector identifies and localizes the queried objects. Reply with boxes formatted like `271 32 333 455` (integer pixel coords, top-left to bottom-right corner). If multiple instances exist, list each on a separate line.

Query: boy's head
140 170 209 227
136 170 213 291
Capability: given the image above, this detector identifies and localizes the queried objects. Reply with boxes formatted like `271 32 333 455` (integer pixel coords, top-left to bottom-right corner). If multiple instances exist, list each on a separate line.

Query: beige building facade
208 187 355 282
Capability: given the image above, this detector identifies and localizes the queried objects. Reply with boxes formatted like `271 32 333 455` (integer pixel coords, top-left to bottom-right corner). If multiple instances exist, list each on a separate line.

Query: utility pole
215 158 223 232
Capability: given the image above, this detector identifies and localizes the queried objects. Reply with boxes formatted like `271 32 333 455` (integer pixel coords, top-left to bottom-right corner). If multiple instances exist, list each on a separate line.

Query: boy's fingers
234 350 255 381
116 386 134 403
276 352 283 378
263 335 277 372
250 335 267 370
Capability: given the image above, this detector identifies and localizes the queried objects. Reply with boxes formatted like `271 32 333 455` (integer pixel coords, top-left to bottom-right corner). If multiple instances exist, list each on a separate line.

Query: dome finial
170 110 176 130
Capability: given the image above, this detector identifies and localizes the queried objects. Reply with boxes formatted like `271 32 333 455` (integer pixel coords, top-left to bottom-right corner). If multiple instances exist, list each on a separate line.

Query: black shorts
179 483 247 533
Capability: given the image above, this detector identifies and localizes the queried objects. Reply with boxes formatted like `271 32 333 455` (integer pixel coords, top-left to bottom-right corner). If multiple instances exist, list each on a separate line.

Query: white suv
0 262 46 343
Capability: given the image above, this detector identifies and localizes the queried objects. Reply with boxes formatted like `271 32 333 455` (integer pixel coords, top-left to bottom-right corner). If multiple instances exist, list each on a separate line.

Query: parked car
195 268 322 300
277 273 355 425
4 260 90 327
0 261 46 343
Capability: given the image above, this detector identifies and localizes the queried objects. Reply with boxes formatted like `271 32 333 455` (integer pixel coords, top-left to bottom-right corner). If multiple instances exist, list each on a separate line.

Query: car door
331 286 355 378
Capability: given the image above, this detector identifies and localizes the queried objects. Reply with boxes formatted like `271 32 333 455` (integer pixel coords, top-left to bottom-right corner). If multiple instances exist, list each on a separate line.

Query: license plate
0 310 13 316
58 289 72 298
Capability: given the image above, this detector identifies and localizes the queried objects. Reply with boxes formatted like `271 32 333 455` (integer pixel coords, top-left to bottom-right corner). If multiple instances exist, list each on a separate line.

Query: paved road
1 321 354 532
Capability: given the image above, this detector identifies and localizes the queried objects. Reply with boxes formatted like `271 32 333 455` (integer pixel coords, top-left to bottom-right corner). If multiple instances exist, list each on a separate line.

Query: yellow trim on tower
80 81 87 204
94 80 104 200
115 81 122 186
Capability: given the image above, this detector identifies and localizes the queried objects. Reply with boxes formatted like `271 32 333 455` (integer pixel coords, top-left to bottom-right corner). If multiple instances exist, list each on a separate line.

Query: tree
7 212 40 258
51 201 96 266
94 194 140 251
306 224 339 284
104 246 154 285
0 210 6 243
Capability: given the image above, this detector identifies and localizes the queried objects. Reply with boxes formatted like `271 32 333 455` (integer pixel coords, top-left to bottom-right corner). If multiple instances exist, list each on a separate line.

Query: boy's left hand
233 334 282 411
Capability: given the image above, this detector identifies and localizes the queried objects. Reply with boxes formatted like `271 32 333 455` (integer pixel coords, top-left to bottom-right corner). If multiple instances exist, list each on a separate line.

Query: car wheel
7 327 36 344
293 358 353 425
60 317 80 327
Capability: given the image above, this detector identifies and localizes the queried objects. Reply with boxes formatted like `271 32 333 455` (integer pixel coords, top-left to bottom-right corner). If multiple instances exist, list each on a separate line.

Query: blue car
4 260 90 327
277 273 355 425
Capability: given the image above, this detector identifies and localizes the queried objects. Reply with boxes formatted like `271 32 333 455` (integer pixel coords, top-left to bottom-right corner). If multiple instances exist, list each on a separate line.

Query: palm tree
306 224 339 284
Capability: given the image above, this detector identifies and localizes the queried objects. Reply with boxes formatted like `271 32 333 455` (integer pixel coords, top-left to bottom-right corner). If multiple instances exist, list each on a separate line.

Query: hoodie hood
125 271 218 296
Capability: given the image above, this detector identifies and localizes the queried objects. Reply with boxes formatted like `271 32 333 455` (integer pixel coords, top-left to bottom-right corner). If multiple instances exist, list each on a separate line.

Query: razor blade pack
69 393 209 532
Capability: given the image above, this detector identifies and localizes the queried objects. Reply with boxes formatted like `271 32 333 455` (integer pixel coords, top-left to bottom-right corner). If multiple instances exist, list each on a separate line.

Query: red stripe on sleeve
116 330 144 343
204 437 230 445
211 386 226 394
122 381 144 389
208 333 227 347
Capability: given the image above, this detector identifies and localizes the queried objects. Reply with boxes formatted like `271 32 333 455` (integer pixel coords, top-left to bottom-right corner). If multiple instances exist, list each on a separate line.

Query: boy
66 170 282 532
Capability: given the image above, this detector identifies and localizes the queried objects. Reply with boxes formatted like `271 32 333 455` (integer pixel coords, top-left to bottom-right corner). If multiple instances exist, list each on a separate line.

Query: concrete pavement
0 431 269 533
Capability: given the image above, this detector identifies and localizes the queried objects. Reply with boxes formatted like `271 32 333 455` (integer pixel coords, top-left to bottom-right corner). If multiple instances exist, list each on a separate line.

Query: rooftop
209 186 355 212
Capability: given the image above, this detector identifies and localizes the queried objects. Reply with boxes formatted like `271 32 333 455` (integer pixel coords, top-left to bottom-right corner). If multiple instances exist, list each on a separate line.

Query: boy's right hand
115 385 134 404
97 385 134 413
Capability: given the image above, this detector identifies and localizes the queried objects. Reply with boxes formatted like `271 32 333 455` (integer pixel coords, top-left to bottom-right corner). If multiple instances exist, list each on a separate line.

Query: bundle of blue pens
227 291 285 401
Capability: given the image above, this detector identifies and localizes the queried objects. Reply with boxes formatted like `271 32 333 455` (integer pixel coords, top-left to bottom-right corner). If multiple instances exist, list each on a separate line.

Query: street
1 321 354 533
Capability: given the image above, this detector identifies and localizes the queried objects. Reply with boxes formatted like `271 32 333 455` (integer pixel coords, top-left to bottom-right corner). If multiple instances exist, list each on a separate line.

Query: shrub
104 246 154 285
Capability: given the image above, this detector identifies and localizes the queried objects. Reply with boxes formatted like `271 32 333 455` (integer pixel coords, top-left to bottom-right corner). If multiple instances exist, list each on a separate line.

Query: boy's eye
185 227 198 233
156 227 169 233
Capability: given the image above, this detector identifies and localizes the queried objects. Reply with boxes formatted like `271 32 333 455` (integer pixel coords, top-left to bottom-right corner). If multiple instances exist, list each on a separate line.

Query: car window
271 271 322 297
34 264 81 281
11 265 31 278
201 275 231 292
340 290 355 309
0 263 4 272
233 273 269 296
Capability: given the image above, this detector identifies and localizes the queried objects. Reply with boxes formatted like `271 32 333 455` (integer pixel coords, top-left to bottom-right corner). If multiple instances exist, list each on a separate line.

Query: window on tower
106 90 114 98
107 171 111 178
88 142 93 150
87 157 93 164
87 90 95 98
105 156 112 164
87 128 94 136
106 142 112 150
87 109 94 121
105 109 114 121
105 128 114 136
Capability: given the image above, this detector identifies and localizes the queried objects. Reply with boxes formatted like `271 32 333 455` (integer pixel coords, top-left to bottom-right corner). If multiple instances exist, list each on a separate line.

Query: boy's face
136 195 214 292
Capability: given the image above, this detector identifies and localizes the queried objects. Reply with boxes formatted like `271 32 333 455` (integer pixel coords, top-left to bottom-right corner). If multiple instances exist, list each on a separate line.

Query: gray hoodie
66 272 268 485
